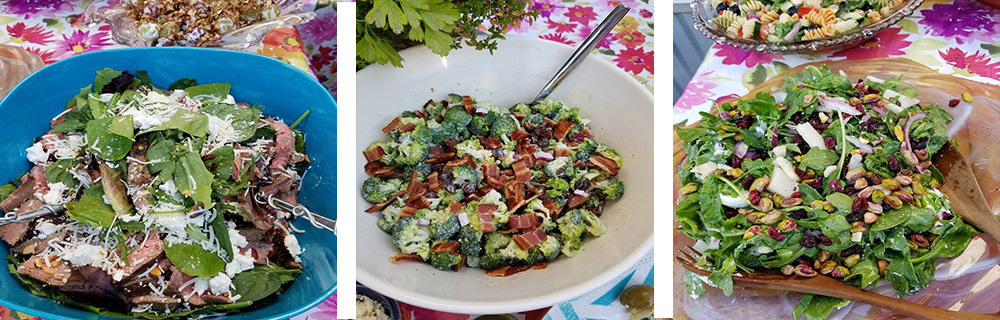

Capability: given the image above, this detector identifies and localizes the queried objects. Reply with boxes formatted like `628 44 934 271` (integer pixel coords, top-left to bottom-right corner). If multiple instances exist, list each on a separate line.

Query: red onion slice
573 190 589 198
418 219 430 226
534 151 554 161
735 141 749 158
902 112 927 151
784 21 802 41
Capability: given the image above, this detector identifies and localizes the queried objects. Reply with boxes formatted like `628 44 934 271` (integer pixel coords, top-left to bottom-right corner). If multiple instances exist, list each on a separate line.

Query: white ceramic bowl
356 36 654 314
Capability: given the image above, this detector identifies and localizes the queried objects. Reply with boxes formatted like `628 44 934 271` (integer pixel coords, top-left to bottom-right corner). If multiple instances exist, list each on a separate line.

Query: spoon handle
531 4 630 104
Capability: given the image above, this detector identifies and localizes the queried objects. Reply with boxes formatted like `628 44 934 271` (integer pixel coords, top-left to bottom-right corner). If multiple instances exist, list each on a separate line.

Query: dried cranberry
790 112 804 123
887 155 900 172
735 118 751 129
809 178 823 189
796 256 813 266
840 245 863 257
818 234 833 246
940 211 953 220
748 190 761 205
809 116 830 131
803 229 822 237
791 191 802 198
846 212 864 222
725 208 739 218
730 155 743 168
824 136 837 149
788 210 809 219
741 176 754 190
799 237 818 248
828 180 844 193
859 117 881 132
791 134 804 144
767 226 786 241
843 186 856 195
794 167 808 179
911 136 928 150
868 87 880 94
948 99 961 107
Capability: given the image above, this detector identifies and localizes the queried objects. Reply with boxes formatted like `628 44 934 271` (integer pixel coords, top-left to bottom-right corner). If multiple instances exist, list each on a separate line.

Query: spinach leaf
699 176 724 226
794 294 850 320
799 148 838 170
0 184 15 201
819 214 851 238
169 78 198 90
231 264 301 302
738 92 780 120
146 139 176 180
871 208 911 231
164 242 226 277
901 206 935 232
45 159 80 188
885 258 917 298
847 259 879 289
676 193 704 237
683 271 706 299
825 193 852 213
174 151 215 205
676 127 709 142
205 146 236 181
912 222 973 262
85 116 134 161
108 115 134 140
201 102 261 142
707 256 737 296
51 110 91 133
146 109 209 137
209 212 233 261
185 83 231 102
88 94 110 119
92 68 122 93
798 183 823 203
65 186 116 228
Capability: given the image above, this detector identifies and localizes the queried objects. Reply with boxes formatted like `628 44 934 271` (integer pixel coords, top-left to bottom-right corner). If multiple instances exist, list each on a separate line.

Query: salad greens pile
361 94 624 276
676 65 975 319
1 68 311 318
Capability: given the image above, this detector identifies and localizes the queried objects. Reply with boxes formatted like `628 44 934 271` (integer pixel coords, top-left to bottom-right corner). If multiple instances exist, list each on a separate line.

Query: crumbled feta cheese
159 179 178 196
51 135 86 159
284 233 302 262
229 228 248 248
26 142 47 164
62 244 106 266
119 214 142 222
222 95 236 105
209 274 232 294
357 295 390 320
35 222 60 239
225 252 255 277
42 182 68 205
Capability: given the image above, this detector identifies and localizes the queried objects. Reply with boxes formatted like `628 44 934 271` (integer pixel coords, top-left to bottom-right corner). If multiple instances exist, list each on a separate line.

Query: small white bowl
356 36 654 314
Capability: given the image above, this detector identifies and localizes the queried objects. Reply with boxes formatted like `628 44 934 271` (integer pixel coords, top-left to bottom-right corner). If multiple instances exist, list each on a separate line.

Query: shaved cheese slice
793 123 828 150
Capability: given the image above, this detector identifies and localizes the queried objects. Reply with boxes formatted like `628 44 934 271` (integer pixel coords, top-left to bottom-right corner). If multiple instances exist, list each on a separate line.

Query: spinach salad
676 66 975 319
362 95 624 276
0 69 310 318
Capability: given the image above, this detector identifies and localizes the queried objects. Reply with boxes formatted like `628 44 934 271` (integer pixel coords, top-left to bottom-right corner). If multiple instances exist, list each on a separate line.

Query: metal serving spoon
0 192 336 235
530 4 631 104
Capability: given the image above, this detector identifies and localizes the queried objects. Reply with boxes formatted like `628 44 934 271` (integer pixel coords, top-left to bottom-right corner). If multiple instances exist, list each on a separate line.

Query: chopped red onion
735 141 749 158
418 219 430 226
902 112 927 151
534 151 554 161
574 190 589 198
458 213 469 226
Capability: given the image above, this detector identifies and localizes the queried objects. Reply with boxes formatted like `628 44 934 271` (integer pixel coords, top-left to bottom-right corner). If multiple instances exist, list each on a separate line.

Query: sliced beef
12 231 66 256
0 172 37 212
237 190 274 230
17 254 73 286
165 266 232 307
126 137 152 186
267 119 294 171
120 231 164 278
265 227 302 270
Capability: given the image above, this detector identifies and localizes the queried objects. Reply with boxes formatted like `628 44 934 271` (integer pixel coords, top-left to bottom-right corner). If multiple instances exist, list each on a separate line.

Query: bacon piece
573 160 587 168
553 120 574 141
445 157 469 168
512 228 547 250
365 162 403 178
414 110 425 119
400 206 418 217
511 159 531 183
532 262 547 270
481 137 502 149
427 172 441 191
511 129 529 142
399 123 416 133
365 190 405 213
363 146 386 162
382 117 402 133
486 265 532 277
449 202 464 213
479 211 496 233
589 154 620 175
483 163 503 189
462 95 475 114
509 214 541 230
542 197 563 218
425 151 456 164
432 241 461 255
504 183 526 210
405 195 430 209
422 99 436 109
478 204 499 213
389 253 423 263
443 140 459 151
553 148 569 158
568 194 588 209
405 172 423 196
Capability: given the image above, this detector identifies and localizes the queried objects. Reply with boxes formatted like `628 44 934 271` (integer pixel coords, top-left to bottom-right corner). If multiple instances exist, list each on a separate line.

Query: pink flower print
940 48 1000 81
576 24 614 49
56 30 112 57
541 33 575 45
299 10 337 44
713 44 783 67
565 5 598 26
615 47 654 75
1 0 73 18
6 22 54 45
533 0 566 18
830 28 911 60
675 72 719 112
398 303 467 320
304 293 337 320
545 19 577 33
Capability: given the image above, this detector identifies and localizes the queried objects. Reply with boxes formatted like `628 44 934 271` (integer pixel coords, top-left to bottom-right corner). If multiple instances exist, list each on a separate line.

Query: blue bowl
0 47 337 320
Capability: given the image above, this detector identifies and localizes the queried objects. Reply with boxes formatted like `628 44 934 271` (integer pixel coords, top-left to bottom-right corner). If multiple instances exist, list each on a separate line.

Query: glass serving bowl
672 57 1000 319
691 0 924 54
0 45 43 100
82 0 315 50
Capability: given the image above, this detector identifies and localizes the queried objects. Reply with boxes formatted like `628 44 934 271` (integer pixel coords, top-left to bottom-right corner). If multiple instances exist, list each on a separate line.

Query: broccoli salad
362 94 624 276
0 69 310 318
676 66 975 319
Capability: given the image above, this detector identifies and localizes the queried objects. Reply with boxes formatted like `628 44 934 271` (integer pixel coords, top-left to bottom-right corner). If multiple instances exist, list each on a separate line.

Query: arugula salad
676 66 975 319
0 69 310 318
362 94 624 277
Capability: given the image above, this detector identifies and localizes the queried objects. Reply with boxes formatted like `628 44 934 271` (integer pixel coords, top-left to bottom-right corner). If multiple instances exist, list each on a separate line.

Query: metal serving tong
0 192 336 236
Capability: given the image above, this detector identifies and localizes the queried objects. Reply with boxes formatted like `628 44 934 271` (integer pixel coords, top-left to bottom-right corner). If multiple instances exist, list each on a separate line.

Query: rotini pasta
803 8 836 26
713 10 739 29
738 0 765 13
711 0 893 42
760 10 781 23
802 24 835 40
832 19 858 34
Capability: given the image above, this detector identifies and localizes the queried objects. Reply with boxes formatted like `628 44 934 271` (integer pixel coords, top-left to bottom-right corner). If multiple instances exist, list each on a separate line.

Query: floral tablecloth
674 0 1000 125
0 0 339 319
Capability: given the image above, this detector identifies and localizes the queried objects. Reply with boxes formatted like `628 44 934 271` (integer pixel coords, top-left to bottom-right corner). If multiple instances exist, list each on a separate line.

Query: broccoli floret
429 251 462 270
524 199 556 232
377 218 394 233
561 237 582 257
444 105 473 127
546 178 570 191
554 106 583 124
511 103 532 114
468 116 491 136
479 190 510 224
538 236 562 260
447 93 464 104
455 139 494 165
431 215 461 240
490 113 518 139
402 162 432 179
498 241 531 261
409 125 434 144
425 102 445 119
530 99 565 118
484 232 511 254
399 116 426 128
462 201 482 230
430 122 462 144
395 140 429 165
596 143 623 166
594 177 625 200
361 177 404 203
366 141 397 165
437 189 464 206
557 209 586 241
579 209 607 236
458 224 483 256
392 216 432 259
479 252 509 269
525 247 546 265
381 204 404 225
400 111 418 118
451 165 483 186
416 208 450 223
522 113 544 126
544 157 570 178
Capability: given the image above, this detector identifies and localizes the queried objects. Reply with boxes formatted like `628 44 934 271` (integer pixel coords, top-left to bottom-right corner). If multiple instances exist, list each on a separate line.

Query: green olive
619 284 654 309
473 315 517 320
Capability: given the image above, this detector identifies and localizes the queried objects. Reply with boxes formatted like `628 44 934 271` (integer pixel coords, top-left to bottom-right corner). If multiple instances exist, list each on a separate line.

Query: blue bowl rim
0 47 337 320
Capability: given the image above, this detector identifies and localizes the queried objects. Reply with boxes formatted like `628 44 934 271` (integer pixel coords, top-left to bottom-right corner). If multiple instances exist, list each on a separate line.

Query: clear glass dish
691 0 924 54
673 58 1000 319
82 0 315 50
0 45 43 100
